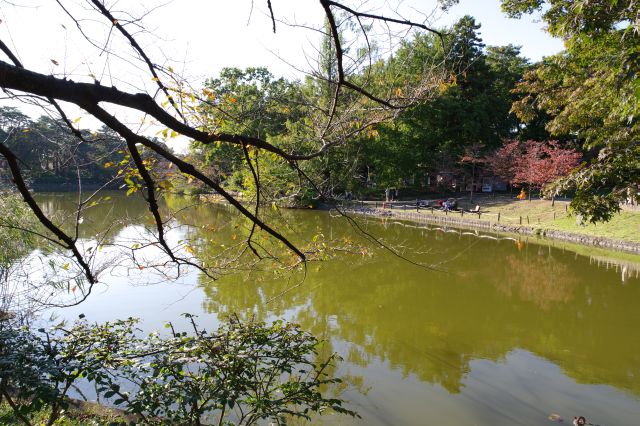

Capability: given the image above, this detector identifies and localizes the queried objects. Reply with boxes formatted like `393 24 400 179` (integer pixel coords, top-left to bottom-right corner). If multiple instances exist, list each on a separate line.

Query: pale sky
0 0 564 151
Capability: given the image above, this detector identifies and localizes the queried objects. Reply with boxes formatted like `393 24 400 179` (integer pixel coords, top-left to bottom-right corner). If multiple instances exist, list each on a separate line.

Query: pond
25 193 640 425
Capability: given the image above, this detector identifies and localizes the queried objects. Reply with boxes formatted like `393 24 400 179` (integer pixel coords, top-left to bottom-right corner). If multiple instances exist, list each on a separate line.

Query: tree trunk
470 162 475 202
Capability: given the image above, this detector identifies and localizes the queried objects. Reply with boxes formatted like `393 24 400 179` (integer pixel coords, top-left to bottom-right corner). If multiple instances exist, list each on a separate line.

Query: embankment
348 207 640 255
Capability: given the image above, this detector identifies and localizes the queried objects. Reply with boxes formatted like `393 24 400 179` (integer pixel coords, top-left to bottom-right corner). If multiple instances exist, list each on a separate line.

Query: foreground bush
0 315 356 425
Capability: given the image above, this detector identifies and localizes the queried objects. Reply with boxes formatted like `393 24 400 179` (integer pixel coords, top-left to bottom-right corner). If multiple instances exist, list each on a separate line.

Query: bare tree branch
0 39 89 143
81 103 306 261
266 0 277 33
87 0 185 120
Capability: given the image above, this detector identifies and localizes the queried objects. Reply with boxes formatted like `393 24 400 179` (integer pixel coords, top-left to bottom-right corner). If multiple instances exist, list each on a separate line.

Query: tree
501 0 639 221
358 16 532 192
0 114 126 188
0 315 357 425
484 45 538 140
460 142 485 201
501 0 639 38
192 67 301 186
0 193 41 320
485 139 522 191
512 140 582 200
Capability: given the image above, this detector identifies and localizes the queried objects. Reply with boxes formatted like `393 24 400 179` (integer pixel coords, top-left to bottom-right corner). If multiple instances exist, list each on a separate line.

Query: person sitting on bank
443 199 457 211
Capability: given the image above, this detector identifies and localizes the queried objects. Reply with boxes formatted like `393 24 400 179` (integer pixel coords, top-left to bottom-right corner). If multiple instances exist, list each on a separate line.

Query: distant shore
202 192 640 254
342 198 640 255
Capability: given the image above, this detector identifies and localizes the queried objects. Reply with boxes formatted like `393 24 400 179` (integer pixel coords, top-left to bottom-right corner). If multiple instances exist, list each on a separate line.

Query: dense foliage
187 16 538 201
504 0 640 221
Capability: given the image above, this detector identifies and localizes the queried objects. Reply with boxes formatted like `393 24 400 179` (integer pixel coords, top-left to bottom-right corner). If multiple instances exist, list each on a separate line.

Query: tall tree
364 16 531 188
484 45 538 140
503 0 640 221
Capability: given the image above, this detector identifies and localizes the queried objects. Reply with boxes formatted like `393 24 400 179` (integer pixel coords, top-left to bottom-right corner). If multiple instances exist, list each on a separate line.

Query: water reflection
36 193 640 425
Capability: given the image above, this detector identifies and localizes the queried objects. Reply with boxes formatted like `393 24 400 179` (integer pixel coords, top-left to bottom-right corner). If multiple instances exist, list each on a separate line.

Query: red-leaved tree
487 140 581 200
485 139 522 191
514 140 582 200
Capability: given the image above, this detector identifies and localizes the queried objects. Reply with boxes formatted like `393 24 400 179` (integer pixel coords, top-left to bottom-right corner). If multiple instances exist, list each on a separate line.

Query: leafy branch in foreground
0 315 356 426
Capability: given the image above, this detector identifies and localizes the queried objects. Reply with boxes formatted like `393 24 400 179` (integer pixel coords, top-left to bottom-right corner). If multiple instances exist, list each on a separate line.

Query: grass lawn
403 195 640 244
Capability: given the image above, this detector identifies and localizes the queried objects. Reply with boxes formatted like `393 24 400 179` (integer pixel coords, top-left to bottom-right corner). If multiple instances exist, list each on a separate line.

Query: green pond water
31 193 640 425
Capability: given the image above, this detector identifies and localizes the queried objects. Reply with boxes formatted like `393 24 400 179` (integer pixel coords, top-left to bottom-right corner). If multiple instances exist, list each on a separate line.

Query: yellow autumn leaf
158 180 173 190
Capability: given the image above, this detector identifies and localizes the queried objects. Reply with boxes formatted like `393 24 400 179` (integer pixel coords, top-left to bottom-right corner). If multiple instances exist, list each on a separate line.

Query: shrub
0 315 356 425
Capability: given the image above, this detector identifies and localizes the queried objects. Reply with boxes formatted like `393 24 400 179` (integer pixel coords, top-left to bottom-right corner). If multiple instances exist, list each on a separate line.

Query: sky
442 1 564 60
0 0 565 151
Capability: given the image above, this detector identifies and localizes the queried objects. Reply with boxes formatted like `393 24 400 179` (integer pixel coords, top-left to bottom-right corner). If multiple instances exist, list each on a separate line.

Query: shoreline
199 193 640 255
343 205 640 255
